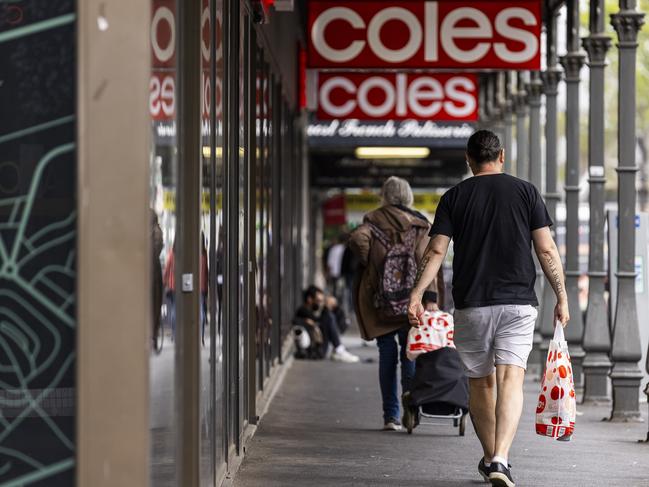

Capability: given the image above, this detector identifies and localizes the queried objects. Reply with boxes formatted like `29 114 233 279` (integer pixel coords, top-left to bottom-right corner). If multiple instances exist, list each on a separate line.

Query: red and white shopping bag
406 310 455 361
536 323 576 440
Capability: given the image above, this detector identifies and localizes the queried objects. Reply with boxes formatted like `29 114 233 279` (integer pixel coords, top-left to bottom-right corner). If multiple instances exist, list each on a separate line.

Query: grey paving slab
233 339 649 487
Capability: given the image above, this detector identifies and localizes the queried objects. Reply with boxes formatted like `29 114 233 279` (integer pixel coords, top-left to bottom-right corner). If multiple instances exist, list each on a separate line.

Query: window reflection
149 0 177 485
199 0 218 483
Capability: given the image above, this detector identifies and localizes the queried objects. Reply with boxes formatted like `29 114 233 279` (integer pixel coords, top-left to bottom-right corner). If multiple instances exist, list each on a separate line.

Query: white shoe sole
331 355 360 363
479 470 490 482
489 473 515 487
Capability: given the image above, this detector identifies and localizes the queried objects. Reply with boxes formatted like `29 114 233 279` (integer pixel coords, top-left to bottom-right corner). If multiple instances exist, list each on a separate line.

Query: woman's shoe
382 418 402 431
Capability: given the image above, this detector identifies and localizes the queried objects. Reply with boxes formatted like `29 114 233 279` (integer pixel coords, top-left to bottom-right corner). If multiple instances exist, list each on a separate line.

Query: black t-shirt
429 173 553 309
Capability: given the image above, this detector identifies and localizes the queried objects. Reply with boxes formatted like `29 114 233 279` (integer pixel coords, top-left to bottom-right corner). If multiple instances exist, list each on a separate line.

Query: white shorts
453 305 538 378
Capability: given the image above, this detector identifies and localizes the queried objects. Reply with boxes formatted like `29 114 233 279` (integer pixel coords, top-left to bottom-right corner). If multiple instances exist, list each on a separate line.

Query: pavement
233 336 649 487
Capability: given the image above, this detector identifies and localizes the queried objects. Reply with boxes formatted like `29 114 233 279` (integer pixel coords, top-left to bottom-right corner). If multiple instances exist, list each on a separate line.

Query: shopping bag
406 310 455 361
536 323 576 440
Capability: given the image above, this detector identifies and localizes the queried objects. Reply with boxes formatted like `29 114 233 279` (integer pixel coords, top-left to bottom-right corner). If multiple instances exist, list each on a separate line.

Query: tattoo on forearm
414 251 432 290
543 252 565 299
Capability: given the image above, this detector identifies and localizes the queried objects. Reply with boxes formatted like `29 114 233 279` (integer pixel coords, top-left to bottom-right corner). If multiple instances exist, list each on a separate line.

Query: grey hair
381 176 414 207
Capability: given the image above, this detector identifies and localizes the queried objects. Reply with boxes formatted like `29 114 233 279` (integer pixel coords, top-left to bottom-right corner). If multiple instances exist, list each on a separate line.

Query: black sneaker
489 462 515 487
478 459 491 483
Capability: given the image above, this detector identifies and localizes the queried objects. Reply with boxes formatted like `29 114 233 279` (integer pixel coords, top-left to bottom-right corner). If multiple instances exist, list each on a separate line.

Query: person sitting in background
295 286 360 363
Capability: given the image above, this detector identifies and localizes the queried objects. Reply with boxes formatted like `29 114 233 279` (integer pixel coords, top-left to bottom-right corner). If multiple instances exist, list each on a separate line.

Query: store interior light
354 147 431 159
202 146 221 158
202 146 246 158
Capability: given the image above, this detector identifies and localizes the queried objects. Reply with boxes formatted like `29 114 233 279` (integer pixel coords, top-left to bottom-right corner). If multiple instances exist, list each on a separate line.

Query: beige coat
349 205 443 340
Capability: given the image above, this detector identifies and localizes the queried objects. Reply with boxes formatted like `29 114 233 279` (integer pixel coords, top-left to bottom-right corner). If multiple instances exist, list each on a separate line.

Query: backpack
368 222 418 317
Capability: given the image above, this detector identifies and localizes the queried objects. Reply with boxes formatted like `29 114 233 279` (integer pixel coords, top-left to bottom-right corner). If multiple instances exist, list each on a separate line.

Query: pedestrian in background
326 234 346 300
349 176 444 431
163 240 176 339
341 242 359 315
151 209 164 352
408 130 569 487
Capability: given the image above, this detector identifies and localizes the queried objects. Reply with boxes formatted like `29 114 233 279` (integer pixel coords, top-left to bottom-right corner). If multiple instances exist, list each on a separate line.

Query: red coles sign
308 1 541 69
317 73 478 121
151 0 176 120
323 195 347 226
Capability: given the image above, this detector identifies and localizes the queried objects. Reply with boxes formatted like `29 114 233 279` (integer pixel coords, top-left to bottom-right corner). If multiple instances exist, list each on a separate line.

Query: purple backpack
368 222 418 317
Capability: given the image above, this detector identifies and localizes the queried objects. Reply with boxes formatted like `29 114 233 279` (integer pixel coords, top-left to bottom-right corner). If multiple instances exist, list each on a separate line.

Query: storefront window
149 0 177 484
199 0 220 483
254 48 264 388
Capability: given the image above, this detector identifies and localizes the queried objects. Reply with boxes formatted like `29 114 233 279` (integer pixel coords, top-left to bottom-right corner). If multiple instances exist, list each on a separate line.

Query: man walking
408 130 569 487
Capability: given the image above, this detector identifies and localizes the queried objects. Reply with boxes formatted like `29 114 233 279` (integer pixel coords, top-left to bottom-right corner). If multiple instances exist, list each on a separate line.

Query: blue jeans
376 326 415 422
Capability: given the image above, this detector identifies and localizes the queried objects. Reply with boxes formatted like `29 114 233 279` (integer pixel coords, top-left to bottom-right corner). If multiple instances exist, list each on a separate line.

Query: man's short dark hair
466 130 502 165
303 285 324 302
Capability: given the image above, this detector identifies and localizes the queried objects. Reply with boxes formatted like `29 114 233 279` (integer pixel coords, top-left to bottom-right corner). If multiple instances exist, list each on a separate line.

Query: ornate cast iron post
527 70 544 374
515 72 529 181
582 0 613 403
609 0 645 421
539 11 563 374
560 0 586 389
503 72 515 176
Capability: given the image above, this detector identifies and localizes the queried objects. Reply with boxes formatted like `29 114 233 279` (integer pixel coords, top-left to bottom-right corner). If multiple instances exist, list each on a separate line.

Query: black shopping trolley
403 346 469 436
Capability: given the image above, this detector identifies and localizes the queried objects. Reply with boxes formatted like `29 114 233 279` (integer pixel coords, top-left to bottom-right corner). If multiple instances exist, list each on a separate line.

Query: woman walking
349 177 444 430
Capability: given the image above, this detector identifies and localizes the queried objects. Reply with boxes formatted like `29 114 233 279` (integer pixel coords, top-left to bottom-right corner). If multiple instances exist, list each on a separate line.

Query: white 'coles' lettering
308 1 541 69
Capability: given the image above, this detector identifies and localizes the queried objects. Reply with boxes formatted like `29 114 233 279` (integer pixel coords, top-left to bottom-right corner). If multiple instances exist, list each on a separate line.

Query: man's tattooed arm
414 250 433 291
543 251 565 301
533 227 568 303
410 235 450 301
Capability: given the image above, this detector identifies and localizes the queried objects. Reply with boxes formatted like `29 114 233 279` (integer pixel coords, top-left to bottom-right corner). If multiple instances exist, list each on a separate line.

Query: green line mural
0 1 77 485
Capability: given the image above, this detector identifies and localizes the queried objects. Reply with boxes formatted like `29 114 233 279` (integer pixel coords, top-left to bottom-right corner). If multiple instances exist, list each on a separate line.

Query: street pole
478 76 489 128
515 72 529 181
527 72 543 190
610 0 645 421
581 0 613 404
539 12 563 374
560 0 586 389
527 71 544 375
488 74 504 144
503 72 515 176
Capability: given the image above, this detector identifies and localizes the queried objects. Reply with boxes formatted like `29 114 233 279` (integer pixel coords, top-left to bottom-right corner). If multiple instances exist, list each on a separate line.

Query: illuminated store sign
317 73 478 121
308 1 541 69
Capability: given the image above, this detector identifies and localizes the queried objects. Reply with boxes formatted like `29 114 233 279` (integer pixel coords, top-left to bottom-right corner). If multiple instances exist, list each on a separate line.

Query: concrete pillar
515 72 529 181
609 0 645 421
527 71 544 375
559 0 586 389
77 1 151 484
539 11 563 374
503 72 515 176
581 0 613 404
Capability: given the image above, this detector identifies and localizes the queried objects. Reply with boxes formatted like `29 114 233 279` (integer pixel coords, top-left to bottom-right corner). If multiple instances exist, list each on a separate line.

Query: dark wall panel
0 1 77 485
